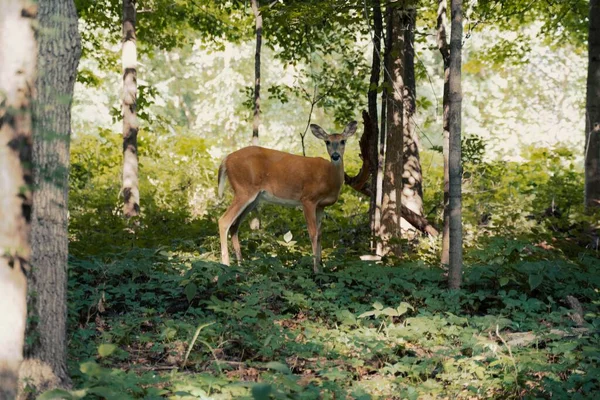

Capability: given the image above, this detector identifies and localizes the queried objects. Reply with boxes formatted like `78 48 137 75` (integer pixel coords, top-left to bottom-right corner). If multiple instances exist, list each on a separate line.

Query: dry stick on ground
345 111 439 237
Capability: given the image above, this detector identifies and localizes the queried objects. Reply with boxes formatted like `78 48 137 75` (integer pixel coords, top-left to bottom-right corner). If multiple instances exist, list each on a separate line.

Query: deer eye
341 140 346 145
325 140 331 145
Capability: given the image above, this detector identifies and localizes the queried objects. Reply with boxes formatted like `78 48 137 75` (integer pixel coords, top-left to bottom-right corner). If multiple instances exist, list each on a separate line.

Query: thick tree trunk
585 0 600 210
122 0 140 217
401 5 424 234
21 0 81 394
0 0 36 397
448 0 463 289
379 3 404 257
437 0 451 265
368 0 383 248
251 0 262 146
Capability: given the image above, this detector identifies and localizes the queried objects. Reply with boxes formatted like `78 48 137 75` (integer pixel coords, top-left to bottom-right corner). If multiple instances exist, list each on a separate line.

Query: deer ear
310 124 329 140
342 121 358 138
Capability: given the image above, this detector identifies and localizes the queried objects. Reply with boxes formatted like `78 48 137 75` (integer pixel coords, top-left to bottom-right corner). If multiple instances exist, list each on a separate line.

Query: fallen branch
504 327 590 348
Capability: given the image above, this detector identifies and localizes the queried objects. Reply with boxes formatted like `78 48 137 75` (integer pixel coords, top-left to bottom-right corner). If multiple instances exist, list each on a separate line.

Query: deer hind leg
219 193 258 265
303 202 322 273
229 196 260 263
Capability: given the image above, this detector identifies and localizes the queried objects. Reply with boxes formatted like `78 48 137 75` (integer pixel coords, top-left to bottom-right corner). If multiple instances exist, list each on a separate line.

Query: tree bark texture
437 0 451 265
122 0 140 217
251 0 262 146
379 3 404 257
368 0 383 247
21 0 81 393
585 0 600 210
0 0 36 396
400 5 424 233
448 0 463 289
373 4 392 254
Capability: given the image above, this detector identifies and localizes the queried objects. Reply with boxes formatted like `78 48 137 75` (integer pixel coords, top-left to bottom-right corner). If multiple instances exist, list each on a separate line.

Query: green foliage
58 241 599 399
69 127 216 256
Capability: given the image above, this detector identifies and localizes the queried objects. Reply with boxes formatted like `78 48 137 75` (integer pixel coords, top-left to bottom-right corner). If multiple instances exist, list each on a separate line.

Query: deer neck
330 159 345 189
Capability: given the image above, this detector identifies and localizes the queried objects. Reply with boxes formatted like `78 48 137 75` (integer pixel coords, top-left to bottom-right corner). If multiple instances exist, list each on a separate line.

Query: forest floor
60 229 600 400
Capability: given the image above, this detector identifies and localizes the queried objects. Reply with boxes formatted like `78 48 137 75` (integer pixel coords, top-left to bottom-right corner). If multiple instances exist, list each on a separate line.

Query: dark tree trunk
585 0 600 210
249 0 263 230
21 0 81 394
448 0 463 289
437 0 451 265
251 0 262 146
368 0 383 248
401 5 424 233
122 0 140 217
380 3 404 257
0 0 36 396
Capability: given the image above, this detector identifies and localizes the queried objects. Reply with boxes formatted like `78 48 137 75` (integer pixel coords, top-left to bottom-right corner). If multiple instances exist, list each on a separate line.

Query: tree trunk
368 0 383 249
585 0 600 210
373 4 392 255
437 0 451 265
251 0 262 146
249 0 263 230
20 0 81 394
122 0 140 217
379 3 404 257
0 1 36 396
448 0 463 289
400 5 424 235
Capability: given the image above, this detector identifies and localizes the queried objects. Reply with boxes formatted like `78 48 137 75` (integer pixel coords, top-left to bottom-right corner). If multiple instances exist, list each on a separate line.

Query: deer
217 121 357 273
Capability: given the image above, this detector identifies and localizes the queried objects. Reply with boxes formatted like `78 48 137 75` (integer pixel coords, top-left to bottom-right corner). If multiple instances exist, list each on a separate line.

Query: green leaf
528 273 544 291
283 231 293 243
38 389 88 400
184 282 198 302
265 361 291 374
251 383 272 400
499 277 510 287
396 302 414 316
373 302 383 310
381 307 399 317
358 310 376 318
80 361 103 377
98 343 117 357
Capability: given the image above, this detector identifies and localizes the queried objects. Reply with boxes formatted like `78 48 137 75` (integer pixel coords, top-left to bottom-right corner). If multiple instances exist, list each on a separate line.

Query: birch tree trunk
122 0 140 217
437 0 451 266
369 0 384 251
21 0 81 393
585 0 600 210
0 0 36 396
448 0 463 289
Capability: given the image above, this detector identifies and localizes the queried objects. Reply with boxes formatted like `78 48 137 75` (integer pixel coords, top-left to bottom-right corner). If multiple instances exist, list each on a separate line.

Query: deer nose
331 153 340 161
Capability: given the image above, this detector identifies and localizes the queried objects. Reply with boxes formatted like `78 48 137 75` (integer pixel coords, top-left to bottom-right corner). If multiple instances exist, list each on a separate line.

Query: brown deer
218 121 357 273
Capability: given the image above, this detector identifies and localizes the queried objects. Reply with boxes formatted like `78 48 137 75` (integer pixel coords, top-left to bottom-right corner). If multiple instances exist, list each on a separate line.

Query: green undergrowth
42 240 600 399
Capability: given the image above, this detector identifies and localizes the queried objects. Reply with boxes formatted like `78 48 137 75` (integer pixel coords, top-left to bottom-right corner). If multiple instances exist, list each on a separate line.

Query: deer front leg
316 207 324 268
303 202 321 273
